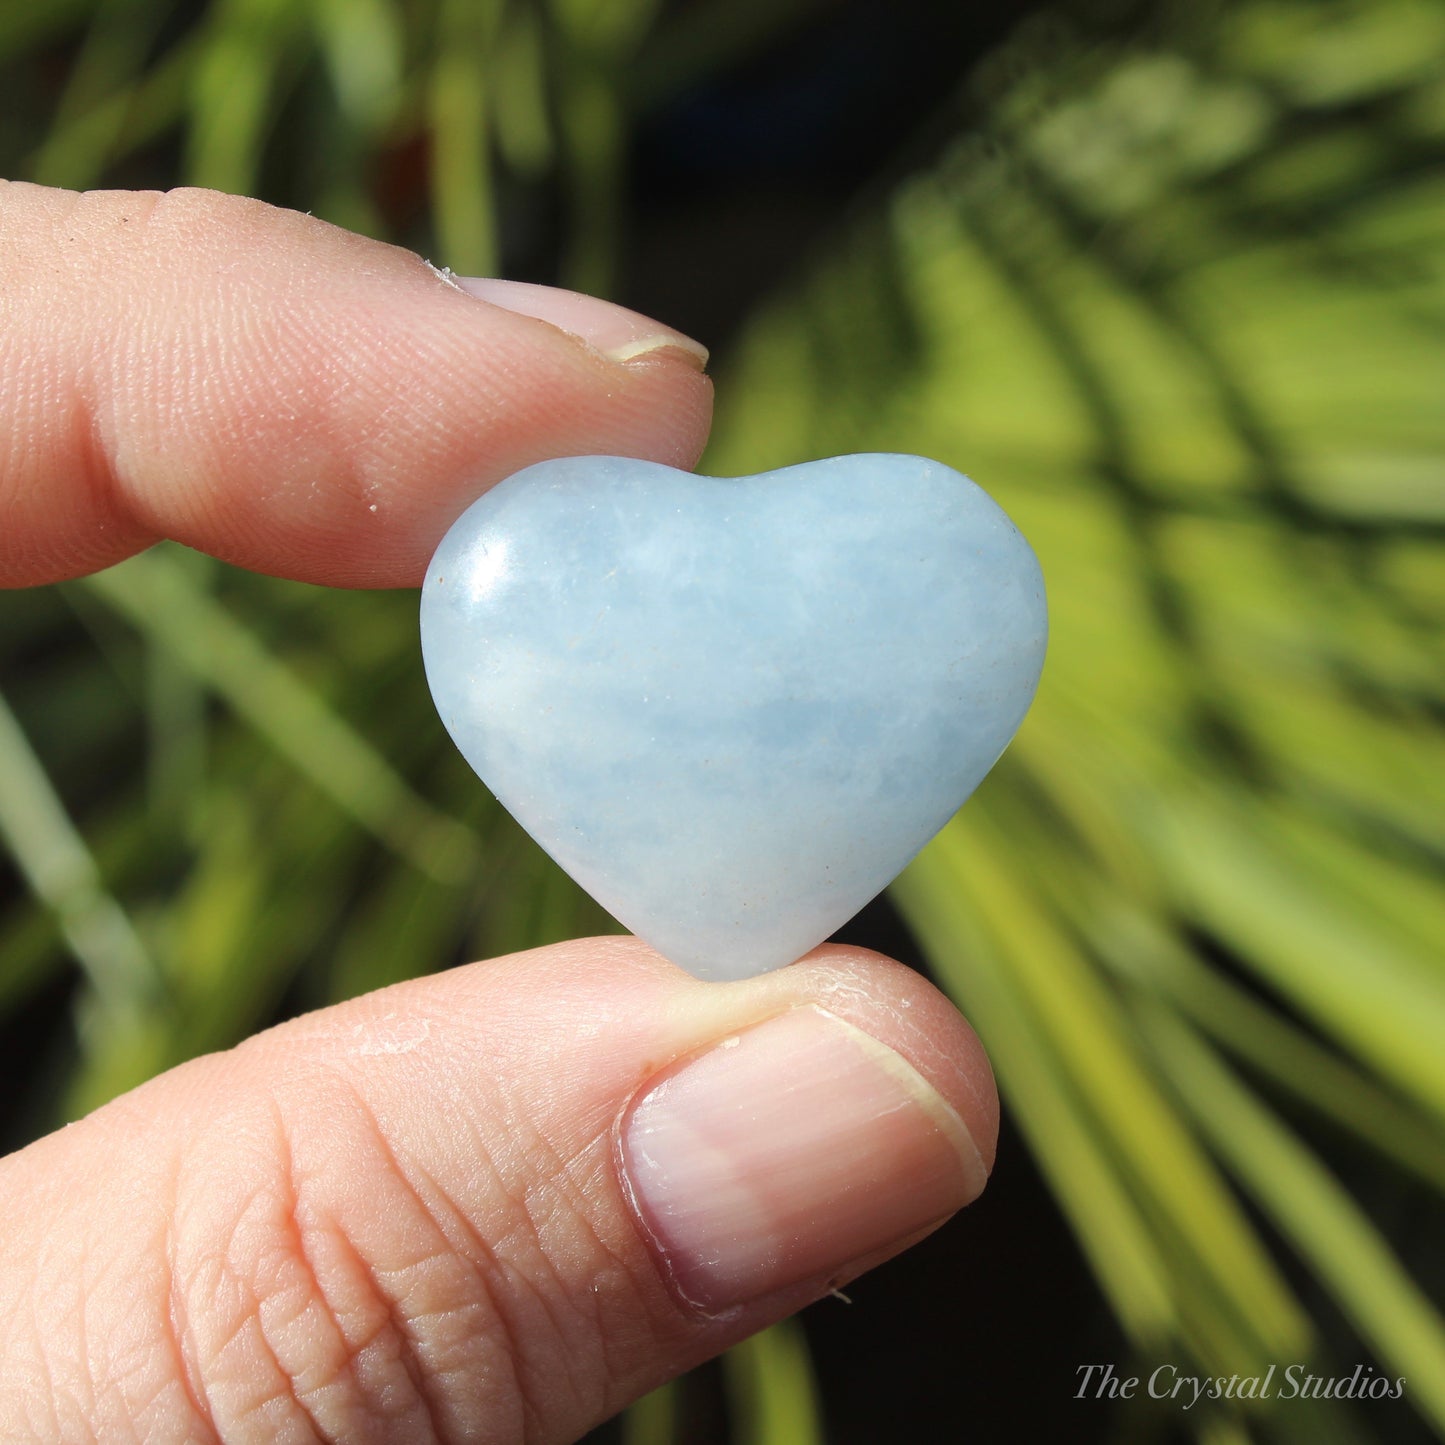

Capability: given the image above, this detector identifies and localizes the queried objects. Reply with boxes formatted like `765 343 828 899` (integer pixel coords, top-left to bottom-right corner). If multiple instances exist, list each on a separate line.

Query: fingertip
610 941 997 1313
415 936 999 1176
454 277 710 372
777 944 1000 1174
0 185 716 589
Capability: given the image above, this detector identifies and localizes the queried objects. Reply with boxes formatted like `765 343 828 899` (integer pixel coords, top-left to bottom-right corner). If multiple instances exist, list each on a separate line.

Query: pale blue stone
421 454 1047 981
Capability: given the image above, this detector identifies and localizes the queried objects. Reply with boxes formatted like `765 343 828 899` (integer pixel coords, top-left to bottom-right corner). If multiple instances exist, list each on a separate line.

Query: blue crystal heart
421 454 1046 981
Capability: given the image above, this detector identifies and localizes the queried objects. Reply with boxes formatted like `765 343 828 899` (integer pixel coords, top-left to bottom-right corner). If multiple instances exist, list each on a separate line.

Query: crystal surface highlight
421 454 1047 981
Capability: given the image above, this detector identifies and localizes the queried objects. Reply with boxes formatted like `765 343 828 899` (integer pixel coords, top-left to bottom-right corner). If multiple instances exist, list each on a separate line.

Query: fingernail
455 277 708 370
620 1006 987 1313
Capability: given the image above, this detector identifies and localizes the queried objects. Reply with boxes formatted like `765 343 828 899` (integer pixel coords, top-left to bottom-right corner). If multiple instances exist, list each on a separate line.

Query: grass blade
619 1381 677 1445
723 1320 823 1445
912 818 1311 1367
1138 1004 1445 1435
895 843 1182 1349
0 688 159 1021
309 0 401 131
79 551 477 881
427 0 499 275
1151 794 1445 1122
1093 905 1445 1199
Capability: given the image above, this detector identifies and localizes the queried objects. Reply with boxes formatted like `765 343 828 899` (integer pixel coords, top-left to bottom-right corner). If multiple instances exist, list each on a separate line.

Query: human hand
0 183 997 1443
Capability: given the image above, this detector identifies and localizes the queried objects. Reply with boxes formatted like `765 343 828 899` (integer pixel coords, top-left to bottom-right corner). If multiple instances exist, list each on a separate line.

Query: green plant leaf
723 1320 824 1445
79 551 477 881
0 688 161 1023
1139 1005 1445 1435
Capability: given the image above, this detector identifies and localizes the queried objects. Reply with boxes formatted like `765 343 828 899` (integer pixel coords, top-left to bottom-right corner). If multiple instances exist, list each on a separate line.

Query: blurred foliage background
1 0 1443 1440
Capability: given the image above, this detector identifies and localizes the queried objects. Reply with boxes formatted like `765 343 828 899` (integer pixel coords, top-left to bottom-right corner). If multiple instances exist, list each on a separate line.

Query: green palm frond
1 0 1441 1441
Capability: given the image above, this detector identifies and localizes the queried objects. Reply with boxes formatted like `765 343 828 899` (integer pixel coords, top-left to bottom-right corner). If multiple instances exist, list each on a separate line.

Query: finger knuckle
170 1090 458 1442
170 1076 546 1443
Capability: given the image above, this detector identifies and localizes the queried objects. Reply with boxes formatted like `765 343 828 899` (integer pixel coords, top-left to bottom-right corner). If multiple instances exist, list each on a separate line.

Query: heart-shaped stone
421 454 1046 981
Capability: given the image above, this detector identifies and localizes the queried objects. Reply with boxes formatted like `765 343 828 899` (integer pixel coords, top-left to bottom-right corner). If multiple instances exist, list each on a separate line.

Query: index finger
0 183 712 589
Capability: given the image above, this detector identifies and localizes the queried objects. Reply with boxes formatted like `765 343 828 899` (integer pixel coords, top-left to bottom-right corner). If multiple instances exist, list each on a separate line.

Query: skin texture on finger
0 939 996 1445
0 183 712 588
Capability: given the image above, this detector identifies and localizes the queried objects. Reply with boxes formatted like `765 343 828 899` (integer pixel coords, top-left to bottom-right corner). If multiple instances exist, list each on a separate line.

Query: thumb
0 939 995 1443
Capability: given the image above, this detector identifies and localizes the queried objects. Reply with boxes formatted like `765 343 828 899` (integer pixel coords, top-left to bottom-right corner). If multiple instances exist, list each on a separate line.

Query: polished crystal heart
421 454 1047 981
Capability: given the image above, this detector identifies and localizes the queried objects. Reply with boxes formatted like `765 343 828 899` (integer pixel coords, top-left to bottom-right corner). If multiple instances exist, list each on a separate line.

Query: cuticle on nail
614 1005 983 1314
